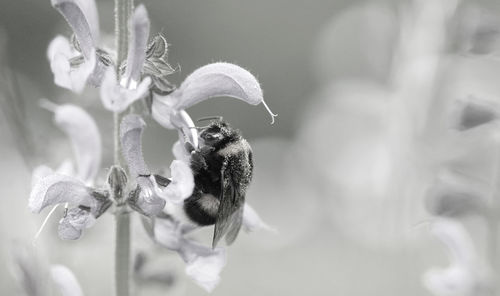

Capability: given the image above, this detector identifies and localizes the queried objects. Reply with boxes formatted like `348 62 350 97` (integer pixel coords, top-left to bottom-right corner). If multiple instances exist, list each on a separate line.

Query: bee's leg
184 141 196 153
190 151 208 171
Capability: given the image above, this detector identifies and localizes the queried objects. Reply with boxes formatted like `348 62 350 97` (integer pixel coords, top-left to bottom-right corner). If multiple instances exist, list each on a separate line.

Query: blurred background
2 0 500 295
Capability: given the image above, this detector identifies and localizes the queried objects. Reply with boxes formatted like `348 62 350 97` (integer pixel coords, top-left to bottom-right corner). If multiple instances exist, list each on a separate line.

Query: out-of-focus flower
296 0 459 247
50 265 84 296
423 219 491 296
10 242 84 296
456 5 500 57
29 102 111 240
449 96 500 131
35 101 101 185
153 217 226 292
426 95 500 218
426 170 489 217
48 0 110 93
100 5 151 112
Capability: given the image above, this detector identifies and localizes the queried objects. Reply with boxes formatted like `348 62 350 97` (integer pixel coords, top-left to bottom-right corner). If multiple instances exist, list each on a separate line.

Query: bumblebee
183 119 253 247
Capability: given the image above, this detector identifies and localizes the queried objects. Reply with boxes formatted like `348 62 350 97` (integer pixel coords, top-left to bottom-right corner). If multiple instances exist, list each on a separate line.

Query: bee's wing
224 204 243 245
212 164 245 248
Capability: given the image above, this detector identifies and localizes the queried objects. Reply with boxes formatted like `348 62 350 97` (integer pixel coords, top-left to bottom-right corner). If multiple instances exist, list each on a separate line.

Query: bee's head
199 120 240 148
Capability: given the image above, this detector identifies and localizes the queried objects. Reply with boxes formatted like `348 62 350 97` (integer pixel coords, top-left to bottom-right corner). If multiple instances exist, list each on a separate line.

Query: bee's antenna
197 116 223 122
189 125 210 130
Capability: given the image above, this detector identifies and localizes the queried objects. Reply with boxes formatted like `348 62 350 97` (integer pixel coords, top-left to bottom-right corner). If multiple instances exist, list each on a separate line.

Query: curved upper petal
121 4 150 89
120 114 150 177
170 62 263 109
120 114 166 216
53 104 101 185
75 0 99 43
51 0 96 59
29 174 95 213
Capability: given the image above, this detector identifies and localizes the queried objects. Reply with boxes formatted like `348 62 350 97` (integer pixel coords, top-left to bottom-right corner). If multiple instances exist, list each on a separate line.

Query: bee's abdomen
183 191 217 226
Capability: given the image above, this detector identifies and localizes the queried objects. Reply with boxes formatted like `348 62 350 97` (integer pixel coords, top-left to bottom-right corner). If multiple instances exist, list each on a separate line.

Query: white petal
121 4 150 88
29 174 94 214
242 203 276 233
154 218 183 250
50 264 84 296
47 35 72 62
47 36 95 93
100 67 151 112
54 104 101 185
51 0 96 59
430 219 477 268
153 218 226 292
56 159 76 177
156 160 194 203
120 114 150 177
48 36 74 90
423 265 475 296
32 165 54 188
75 0 99 43
58 207 96 240
132 176 166 216
151 94 176 129
172 140 190 163
68 50 96 94
183 244 226 292
170 62 263 109
423 219 484 295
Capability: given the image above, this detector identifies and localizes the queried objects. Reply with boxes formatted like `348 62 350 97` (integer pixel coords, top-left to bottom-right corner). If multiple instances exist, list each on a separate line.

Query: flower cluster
29 0 275 292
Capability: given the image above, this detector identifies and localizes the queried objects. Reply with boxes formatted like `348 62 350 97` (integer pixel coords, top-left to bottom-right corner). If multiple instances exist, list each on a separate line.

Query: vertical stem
115 209 131 296
114 1 133 296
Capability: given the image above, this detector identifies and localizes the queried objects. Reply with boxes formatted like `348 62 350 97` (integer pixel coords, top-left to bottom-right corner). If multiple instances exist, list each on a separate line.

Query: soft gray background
2 0 500 295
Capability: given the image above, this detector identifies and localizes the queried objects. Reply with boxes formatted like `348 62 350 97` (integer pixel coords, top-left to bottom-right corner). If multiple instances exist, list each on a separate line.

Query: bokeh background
2 0 500 295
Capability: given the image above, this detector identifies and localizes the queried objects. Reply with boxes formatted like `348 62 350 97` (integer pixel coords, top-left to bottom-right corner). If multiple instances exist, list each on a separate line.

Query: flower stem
114 0 133 296
115 208 131 296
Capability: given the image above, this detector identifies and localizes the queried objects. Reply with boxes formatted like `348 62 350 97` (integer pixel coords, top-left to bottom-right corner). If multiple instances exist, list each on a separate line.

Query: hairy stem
114 0 133 296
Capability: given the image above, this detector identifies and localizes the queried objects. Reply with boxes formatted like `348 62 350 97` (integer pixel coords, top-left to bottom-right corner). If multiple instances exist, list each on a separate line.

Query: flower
423 219 491 296
10 242 84 296
29 101 111 240
119 113 272 291
120 114 166 216
48 0 110 93
152 62 277 149
99 5 152 112
153 217 226 292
